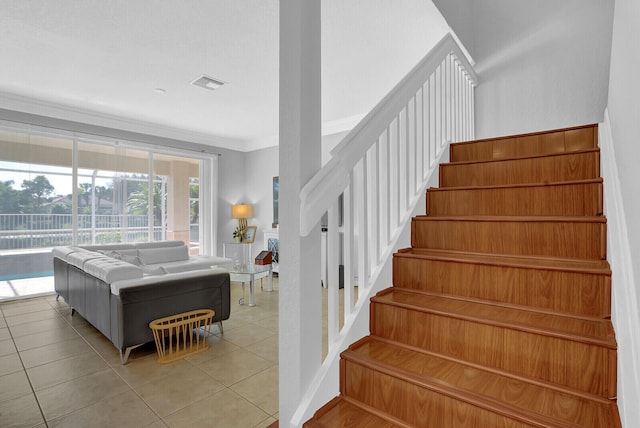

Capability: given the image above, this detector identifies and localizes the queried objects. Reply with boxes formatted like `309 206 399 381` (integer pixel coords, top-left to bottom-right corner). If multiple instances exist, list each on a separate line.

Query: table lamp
232 203 254 231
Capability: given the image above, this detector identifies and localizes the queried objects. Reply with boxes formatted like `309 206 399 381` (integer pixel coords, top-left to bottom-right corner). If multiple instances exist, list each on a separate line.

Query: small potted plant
232 226 244 242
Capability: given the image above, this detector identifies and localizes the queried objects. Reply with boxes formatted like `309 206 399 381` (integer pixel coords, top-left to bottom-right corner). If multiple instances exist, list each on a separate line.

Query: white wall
605 0 640 425
435 0 614 139
321 0 451 125
607 0 640 318
245 146 279 252
215 148 247 256
241 132 349 255
321 131 349 166
216 129 351 259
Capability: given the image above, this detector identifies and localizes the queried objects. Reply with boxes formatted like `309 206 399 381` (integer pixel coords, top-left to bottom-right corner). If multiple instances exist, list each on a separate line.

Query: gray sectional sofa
52 240 232 363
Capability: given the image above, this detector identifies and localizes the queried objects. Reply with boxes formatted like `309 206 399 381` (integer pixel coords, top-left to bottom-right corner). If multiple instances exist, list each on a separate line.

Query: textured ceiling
0 1 450 152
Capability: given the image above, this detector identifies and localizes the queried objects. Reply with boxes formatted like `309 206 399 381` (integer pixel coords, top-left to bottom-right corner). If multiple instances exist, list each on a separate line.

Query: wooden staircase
305 124 622 427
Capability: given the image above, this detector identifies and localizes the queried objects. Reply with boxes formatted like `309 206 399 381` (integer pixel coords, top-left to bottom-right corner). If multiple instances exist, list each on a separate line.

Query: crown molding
0 91 249 152
0 91 367 154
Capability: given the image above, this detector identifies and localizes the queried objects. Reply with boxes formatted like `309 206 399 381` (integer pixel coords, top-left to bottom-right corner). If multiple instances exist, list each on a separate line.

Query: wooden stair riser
450 125 598 162
411 217 606 260
340 360 537 428
426 181 603 217
393 256 612 318
370 302 617 398
440 150 600 187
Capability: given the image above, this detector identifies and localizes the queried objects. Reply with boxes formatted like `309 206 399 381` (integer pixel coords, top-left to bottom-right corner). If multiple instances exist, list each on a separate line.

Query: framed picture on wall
244 226 257 243
273 176 279 227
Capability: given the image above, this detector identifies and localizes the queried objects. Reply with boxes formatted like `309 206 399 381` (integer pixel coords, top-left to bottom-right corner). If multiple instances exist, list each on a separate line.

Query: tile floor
0 278 279 428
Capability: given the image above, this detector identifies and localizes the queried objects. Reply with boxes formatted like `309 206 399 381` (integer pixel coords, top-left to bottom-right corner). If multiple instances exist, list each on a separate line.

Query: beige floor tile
47 390 160 428
36 368 129 420
222 323 277 349
0 352 23 377
112 353 200 389
254 314 279 332
0 327 11 341
219 311 252 332
95 340 158 366
57 309 93 330
1 300 52 317
13 324 79 351
27 351 109 390
80 331 124 365
45 295 69 309
231 365 278 415
164 388 270 428
245 335 279 363
134 365 225 417
51 304 75 316
19 337 93 369
5 308 61 327
0 338 16 357
0 392 45 428
69 319 101 337
143 420 169 428
8 316 71 338
0 279 283 426
229 306 277 326
198 348 273 387
254 416 278 428
184 334 241 364
254 295 279 312
0 371 33 403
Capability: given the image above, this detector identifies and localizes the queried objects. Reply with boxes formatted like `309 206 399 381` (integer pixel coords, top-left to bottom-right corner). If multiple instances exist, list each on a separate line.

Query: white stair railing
292 33 478 426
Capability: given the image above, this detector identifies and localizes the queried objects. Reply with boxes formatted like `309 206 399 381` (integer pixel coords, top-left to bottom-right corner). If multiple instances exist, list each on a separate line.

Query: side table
220 262 273 307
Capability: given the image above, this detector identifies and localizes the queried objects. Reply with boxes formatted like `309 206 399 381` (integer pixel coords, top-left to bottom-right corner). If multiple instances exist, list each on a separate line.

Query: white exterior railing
291 33 478 425
0 213 155 248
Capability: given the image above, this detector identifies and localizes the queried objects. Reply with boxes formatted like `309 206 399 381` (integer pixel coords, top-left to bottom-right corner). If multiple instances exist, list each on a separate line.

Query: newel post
279 1 322 426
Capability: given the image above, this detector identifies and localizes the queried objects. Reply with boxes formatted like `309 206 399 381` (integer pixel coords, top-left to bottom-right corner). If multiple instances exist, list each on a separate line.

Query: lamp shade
231 204 253 219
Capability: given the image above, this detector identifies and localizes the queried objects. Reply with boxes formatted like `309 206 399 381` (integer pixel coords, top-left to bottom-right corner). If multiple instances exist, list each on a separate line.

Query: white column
279 1 322 427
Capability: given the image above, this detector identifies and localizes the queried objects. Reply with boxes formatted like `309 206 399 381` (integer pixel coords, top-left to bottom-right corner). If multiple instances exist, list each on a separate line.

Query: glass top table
219 262 273 307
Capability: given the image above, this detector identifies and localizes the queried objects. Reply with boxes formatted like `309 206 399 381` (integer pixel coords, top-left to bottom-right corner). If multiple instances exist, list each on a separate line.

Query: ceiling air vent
190 75 225 91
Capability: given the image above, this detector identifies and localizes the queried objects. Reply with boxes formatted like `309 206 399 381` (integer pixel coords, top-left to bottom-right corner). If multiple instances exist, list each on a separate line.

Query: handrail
291 32 477 426
300 33 477 236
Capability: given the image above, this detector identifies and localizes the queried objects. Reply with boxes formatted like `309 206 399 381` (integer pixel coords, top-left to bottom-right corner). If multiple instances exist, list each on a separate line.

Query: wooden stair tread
443 148 600 167
372 289 616 348
427 178 603 192
305 396 406 428
343 336 619 427
413 215 606 223
395 248 611 275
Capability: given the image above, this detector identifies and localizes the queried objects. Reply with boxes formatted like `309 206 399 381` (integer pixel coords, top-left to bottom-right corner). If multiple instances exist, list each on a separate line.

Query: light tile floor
0 278 279 428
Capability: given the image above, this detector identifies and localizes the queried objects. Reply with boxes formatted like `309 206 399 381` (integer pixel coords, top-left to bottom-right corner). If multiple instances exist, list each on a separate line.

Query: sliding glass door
0 124 213 300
